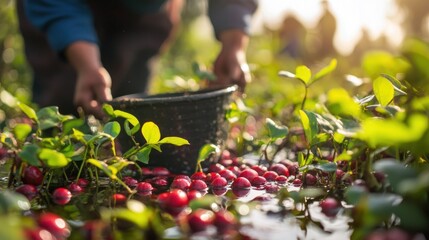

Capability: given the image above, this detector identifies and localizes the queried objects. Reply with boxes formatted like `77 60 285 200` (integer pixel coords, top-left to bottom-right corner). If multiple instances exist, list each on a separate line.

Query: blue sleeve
208 0 258 39
23 0 97 52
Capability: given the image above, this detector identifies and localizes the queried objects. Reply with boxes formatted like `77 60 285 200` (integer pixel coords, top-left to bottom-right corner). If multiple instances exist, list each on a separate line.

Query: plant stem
301 86 308 110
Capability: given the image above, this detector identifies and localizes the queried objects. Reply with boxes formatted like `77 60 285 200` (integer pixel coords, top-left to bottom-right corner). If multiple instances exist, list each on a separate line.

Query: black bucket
109 86 237 175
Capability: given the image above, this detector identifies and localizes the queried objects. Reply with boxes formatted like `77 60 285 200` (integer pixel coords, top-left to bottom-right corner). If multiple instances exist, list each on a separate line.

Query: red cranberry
212 187 228 196
171 178 191 191
150 176 169 188
123 177 138 188
191 172 206 181
25 227 55 240
262 171 279 181
136 182 154 195
174 174 191 183
232 188 250 197
76 178 90 188
37 212 71 239
276 175 288 185
218 169 237 182
305 173 317 186
204 172 221 183
187 190 203 201
320 197 341 217
189 179 208 192
232 177 251 190
292 178 303 187
52 188 72 205
68 183 83 195
152 167 170 176
335 169 345 181
251 165 267 176
209 163 225 173
112 193 127 205
269 163 290 177
211 177 228 189
141 167 153 176
227 166 241 176
22 166 44 186
187 209 214 233
213 210 237 234
251 176 267 188
163 189 189 216
265 184 279 193
238 168 259 181
16 184 38 200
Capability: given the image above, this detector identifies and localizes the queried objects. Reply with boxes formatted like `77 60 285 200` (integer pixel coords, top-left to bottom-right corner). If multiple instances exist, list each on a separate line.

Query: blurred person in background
16 0 258 118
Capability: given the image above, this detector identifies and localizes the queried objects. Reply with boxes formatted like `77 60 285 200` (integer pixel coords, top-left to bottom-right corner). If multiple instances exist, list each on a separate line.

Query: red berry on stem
22 166 44 186
68 183 83 195
52 188 72 205
112 193 127 205
76 178 90 188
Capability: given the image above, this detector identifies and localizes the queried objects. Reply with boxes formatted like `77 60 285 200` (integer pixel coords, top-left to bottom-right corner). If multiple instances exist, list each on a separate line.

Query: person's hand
66 41 112 119
210 30 251 92
74 66 112 119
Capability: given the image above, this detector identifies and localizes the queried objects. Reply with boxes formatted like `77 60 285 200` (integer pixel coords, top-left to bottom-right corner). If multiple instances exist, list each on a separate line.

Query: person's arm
208 0 258 92
24 0 111 118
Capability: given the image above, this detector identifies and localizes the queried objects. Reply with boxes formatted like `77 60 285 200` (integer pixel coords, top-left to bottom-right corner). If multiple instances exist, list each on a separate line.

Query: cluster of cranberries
24 212 71 240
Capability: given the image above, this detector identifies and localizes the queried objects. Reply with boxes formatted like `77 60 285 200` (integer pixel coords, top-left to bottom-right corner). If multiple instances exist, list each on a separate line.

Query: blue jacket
23 0 258 53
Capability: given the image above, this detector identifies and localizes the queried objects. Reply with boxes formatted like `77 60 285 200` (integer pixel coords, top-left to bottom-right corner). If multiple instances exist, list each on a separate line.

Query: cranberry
251 176 267 188
189 179 208 192
204 172 221 183
187 190 203 201
276 175 288 185
136 182 154 196
209 163 225 173
213 210 237 234
305 173 317 186
231 177 251 190
141 167 153 176
319 197 341 217
212 187 228 196
221 149 232 160
152 167 170 176
25 227 55 240
265 184 279 193
238 168 259 181
170 178 191 191
227 166 241 176
22 166 44 186
52 188 72 205
76 178 90 188
262 171 279 181
16 184 38 200
187 209 214 233
112 193 127 205
335 169 345 181
123 177 138 188
174 174 191 183
269 163 290 177
292 178 303 187
251 165 267 176
68 183 83 195
191 172 206 181
150 176 169 189
211 177 228 189
163 189 189 216
218 169 236 182
37 212 71 239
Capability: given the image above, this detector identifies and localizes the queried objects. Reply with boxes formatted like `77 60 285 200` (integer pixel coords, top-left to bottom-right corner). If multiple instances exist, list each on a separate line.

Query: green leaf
72 129 86 143
62 118 85 136
37 106 63 130
39 148 70 168
103 121 121 138
373 76 394 106
295 65 312 85
299 110 318 145
87 159 117 180
315 162 337 172
113 110 139 127
102 104 115 117
105 200 151 228
393 202 429 230
17 102 37 122
135 147 151 164
0 190 31 213
142 122 161 144
197 144 220 164
326 88 361 117
18 144 41 166
13 123 32 142
312 58 337 83
373 159 417 192
265 118 288 140
159 136 190 146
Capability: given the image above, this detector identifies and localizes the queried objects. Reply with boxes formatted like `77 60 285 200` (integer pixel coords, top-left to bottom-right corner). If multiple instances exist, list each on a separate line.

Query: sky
253 0 403 55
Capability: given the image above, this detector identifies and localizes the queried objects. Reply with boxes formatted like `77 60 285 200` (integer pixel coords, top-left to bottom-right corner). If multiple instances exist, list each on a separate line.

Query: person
16 0 258 119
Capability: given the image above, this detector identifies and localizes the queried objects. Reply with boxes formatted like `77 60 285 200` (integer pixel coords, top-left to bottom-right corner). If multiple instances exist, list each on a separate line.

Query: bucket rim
109 85 238 105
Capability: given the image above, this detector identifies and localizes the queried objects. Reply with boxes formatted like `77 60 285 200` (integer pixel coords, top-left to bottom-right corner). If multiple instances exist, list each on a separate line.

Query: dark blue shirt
23 0 258 52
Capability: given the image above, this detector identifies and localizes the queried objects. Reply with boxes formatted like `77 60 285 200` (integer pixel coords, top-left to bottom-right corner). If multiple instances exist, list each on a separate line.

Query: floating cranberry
191 172 206 181
52 188 72 205
213 210 237 234
37 212 71 239
251 165 267 176
136 182 154 196
22 166 44 186
218 169 236 182
16 184 38 200
211 177 228 189
187 190 203 201
251 176 267 188
163 189 189 216
212 187 228 196
68 183 83 195
209 163 225 173
262 171 279 181
174 174 191 183
265 184 279 193
227 166 241 176
292 178 303 187
231 177 251 190
276 175 288 185
204 172 221 183
123 177 138 188
171 178 191 191
150 176 169 189
187 209 214 233
320 197 341 217
238 168 259 181
305 173 317 186
232 188 250 197
269 163 290 177
189 179 208 192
